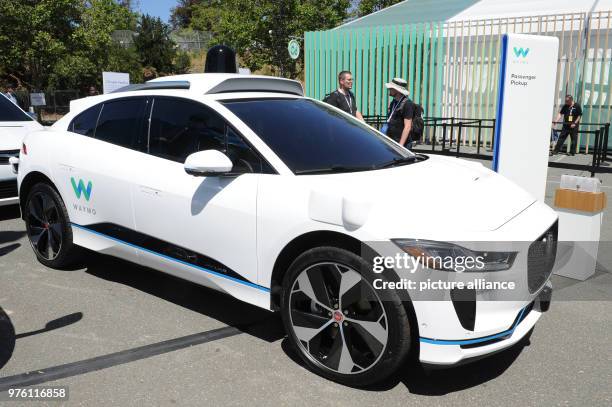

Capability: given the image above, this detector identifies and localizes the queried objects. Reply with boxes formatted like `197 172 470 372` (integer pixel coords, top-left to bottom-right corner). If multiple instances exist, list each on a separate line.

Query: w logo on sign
513 47 530 58
71 177 92 201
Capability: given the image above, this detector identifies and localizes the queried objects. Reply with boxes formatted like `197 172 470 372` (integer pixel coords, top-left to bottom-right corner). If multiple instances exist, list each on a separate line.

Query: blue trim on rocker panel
420 306 528 346
71 223 270 293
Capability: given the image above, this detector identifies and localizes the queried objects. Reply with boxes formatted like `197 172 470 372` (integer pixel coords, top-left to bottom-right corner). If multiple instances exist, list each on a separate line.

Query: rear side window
0 94 32 121
70 104 102 136
95 98 148 149
149 98 226 163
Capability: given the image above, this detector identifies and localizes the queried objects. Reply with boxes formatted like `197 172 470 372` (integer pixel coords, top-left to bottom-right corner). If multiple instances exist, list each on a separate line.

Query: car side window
70 104 102 137
148 97 274 174
226 127 264 173
149 98 226 164
0 94 33 121
94 98 148 149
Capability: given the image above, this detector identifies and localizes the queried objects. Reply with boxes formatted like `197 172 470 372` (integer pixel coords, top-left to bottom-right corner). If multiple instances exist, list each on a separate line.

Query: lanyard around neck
339 90 352 112
387 96 406 122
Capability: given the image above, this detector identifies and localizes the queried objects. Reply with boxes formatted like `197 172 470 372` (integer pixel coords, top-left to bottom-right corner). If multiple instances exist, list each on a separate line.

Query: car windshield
222 98 414 174
0 94 33 122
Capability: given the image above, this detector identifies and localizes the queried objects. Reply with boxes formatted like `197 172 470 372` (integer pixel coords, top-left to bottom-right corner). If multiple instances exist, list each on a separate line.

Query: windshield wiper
294 165 373 175
377 156 418 169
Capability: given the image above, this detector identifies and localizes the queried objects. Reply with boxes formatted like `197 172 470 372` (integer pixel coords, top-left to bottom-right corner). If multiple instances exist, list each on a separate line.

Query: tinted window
70 104 102 136
149 98 226 163
95 98 148 149
223 99 411 173
0 94 32 122
226 127 264 173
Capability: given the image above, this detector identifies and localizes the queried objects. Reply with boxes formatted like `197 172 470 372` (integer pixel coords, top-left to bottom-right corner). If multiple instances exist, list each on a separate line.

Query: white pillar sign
102 71 130 94
492 34 559 202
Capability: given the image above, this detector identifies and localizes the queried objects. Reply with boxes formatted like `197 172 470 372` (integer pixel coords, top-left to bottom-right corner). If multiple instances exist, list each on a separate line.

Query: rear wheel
280 246 412 386
24 183 80 268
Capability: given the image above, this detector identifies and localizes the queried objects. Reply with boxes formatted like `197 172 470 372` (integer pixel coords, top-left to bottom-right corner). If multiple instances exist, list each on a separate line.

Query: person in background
383 78 415 148
88 86 99 96
323 71 364 121
552 94 582 156
3 86 18 105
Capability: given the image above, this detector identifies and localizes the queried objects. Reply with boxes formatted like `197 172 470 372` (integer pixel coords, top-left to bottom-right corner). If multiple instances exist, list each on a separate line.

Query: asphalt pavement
0 162 610 406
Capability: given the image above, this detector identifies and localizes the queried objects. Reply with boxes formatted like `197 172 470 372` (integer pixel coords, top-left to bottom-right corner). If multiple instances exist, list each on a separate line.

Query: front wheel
24 183 81 268
280 246 412 386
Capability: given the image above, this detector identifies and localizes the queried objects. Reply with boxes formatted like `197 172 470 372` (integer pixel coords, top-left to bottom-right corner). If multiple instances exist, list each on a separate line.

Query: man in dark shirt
552 94 582 155
323 71 364 120
383 78 415 147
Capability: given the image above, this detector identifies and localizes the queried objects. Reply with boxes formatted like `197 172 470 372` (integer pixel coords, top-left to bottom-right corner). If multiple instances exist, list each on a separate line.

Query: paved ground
0 161 610 406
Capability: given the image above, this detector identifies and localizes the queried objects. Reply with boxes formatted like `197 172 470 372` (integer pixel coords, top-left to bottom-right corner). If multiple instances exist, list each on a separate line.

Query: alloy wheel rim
26 192 62 260
288 262 388 375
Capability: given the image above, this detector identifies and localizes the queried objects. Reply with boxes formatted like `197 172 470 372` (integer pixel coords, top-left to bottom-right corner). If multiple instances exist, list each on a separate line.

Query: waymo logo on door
71 177 92 201
513 47 530 58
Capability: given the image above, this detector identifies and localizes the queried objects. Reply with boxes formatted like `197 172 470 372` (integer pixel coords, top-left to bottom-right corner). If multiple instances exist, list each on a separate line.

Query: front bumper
418 282 552 365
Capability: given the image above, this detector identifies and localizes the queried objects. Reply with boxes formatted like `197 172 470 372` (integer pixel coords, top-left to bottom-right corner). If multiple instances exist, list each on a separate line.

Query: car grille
0 150 19 165
0 180 18 199
527 221 558 293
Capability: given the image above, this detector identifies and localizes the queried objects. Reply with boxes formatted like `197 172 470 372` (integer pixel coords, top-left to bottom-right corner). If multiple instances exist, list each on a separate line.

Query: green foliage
133 14 177 75
170 0 201 29
194 0 350 78
356 0 403 17
190 1 223 33
173 51 192 74
0 0 141 90
0 0 81 89
0 0 363 88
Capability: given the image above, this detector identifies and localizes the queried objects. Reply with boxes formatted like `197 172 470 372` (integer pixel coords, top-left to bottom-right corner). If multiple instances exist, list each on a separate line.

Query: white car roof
149 73 304 96
58 74 305 130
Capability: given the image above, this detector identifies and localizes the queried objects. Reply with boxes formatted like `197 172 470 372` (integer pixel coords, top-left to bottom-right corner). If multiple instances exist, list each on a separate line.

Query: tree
190 0 223 33
0 0 81 89
173 51 192 74
356 0 403 17
0 0 141 90
133 14 177 75
208 0 350 78
170 0 200 29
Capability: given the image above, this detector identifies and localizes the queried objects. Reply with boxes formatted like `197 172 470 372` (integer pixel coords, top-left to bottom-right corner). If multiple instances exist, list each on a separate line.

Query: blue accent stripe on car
492 34 509 172
420 306 527 346
71 223 270 293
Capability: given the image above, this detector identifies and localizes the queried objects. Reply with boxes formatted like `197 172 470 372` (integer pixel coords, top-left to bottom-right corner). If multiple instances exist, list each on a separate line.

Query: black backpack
411 103 424 136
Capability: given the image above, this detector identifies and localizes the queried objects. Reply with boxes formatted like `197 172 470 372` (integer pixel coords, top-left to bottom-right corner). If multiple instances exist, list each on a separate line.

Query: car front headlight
391 239 517 272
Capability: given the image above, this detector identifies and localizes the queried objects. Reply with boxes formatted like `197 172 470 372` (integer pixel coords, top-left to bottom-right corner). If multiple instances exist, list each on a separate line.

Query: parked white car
15 74 557 386
0 94 43 206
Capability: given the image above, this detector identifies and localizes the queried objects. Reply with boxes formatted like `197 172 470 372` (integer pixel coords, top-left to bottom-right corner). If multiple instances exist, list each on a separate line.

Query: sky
138 0 175 23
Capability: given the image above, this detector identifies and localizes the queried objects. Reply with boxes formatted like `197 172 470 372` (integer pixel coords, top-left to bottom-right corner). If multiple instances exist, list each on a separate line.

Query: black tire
280 246 412 387
24 182 81 268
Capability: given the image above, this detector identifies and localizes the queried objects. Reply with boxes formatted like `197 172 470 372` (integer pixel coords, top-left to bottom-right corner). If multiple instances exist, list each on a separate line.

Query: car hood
0 121 43 150
304 155 536 233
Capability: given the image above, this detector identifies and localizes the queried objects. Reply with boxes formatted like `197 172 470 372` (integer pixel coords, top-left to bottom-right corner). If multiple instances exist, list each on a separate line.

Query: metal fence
305 11 612 148
364 115 611 175
13 89 81 124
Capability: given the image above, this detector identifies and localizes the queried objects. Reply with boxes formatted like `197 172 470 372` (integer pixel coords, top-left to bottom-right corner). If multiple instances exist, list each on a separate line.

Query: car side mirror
184 150 233 176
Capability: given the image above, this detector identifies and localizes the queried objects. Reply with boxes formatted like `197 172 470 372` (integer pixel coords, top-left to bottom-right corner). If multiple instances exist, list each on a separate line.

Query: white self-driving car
15 74 557 386
0 94 43 206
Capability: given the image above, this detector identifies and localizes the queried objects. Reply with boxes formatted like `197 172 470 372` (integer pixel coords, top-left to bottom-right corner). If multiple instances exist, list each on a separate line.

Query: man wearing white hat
383 77 415 148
